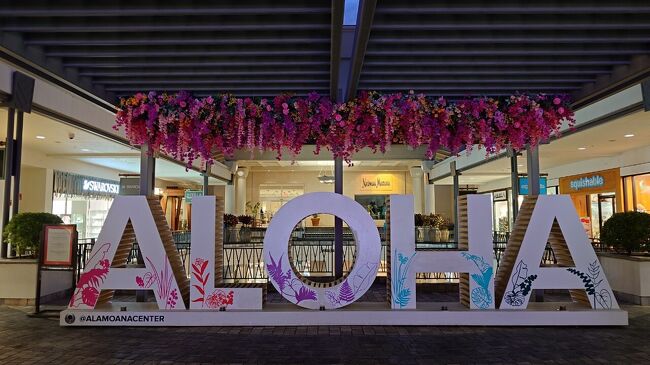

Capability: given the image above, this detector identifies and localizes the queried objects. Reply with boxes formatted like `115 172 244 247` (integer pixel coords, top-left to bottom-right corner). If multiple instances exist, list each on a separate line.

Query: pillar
225 183 235 214
235 167 248 215
409 166 424 214
424 184 435 215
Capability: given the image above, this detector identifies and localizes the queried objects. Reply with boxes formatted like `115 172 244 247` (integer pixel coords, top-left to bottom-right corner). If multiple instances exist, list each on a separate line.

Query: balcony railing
75 229 581 284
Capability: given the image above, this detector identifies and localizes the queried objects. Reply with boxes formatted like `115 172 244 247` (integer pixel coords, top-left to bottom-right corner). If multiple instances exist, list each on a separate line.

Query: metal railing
75 229 576 283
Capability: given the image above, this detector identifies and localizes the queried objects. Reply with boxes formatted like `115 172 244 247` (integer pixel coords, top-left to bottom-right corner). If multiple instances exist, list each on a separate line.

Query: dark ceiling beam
47 50 330 58
360 78 594 84
100 79 329 85
356 86 581 91
361 70 611 76
370 37 650 44
372 23 650 31
346 0 376 100
364 60 631 66
329 0 344 99
365 50 647 57
0 31 115 109
572 55 650 108
0 7 330 17
375 6 650 14
83 70 330 77
106 86 330 92
26 38 331 46
65 61 330 68
4 24 330 33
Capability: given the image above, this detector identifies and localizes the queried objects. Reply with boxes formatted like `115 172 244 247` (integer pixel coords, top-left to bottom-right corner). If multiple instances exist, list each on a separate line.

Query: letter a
69 196 187 310
497 195 618 310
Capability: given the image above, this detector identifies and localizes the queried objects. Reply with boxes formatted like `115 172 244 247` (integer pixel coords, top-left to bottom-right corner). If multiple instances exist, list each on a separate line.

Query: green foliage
600 211 650 255
3 212 63 255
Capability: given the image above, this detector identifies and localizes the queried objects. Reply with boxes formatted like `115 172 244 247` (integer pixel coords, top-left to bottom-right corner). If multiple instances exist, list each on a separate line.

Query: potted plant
223 213 239 242
310 213 320 227
414 214 425 242
597 211 650 305
439 217 451 242
3 212 63 257
427 213 445 242
237 215 254 242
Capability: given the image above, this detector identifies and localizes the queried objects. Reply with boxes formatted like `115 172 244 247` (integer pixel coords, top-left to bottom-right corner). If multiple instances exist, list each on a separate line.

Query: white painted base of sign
60 302 628 326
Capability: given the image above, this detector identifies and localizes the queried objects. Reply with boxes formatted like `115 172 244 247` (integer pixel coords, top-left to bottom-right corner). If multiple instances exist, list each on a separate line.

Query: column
235 167 248 215
409 166 424 214
424 183 435 215
224 183 235 214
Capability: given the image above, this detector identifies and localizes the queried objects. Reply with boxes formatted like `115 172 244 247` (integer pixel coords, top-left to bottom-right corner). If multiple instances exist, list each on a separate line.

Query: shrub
223 214 239 227
600 211 650 255
3 212 63 255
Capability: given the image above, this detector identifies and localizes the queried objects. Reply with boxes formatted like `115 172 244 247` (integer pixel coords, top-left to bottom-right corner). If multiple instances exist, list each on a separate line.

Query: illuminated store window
623 173 650 213
258 184 304 223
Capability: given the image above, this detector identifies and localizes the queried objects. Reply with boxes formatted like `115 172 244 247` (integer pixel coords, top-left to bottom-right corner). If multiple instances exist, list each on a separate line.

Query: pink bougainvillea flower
114 91 574 167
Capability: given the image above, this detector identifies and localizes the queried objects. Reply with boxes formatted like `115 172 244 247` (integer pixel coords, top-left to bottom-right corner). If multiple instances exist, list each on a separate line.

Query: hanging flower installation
115 91 574 166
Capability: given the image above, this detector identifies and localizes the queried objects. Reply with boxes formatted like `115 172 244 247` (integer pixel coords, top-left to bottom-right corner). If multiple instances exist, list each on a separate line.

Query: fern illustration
566 260 612 309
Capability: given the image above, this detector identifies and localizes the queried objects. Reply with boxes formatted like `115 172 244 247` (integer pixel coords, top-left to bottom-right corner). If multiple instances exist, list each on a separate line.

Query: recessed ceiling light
81 148 91 152
624 134 635 138
578 147 587 150
35 135 46 139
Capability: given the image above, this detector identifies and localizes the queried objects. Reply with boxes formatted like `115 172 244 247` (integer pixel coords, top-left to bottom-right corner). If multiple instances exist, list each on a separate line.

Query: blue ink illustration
504 260 537 307
461 252 493 309
567 260 613 309
392 250 416 308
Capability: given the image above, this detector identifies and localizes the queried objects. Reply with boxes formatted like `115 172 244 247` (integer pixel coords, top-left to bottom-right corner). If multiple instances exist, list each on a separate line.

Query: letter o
263 192 381 309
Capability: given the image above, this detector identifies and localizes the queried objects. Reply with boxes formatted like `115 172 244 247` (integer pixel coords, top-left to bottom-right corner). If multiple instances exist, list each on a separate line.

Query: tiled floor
1 285 648 364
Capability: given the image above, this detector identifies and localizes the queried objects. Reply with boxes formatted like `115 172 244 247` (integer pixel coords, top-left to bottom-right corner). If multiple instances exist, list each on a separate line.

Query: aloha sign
61 193 627 326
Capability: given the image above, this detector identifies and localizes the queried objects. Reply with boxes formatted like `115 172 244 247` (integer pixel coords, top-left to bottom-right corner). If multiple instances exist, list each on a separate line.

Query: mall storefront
52 170 119 239
559 168 622 240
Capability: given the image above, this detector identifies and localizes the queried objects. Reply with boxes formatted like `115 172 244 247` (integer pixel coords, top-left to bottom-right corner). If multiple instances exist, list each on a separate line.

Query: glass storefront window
623 173 650 213
52 194 113 239
258 184 304 223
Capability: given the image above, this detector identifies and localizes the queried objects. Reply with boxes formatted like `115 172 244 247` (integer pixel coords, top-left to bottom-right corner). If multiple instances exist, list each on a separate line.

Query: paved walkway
0 303 648 364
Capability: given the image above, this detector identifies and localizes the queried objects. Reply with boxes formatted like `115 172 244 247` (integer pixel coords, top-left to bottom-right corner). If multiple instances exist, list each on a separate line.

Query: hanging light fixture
317 166 335 184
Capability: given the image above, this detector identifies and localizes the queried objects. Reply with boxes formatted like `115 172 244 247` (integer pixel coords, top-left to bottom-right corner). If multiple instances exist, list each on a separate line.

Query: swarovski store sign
53 171 120 199
83 179 119 194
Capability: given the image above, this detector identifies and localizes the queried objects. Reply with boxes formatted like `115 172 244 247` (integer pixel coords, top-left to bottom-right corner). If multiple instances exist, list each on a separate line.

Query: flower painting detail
191 257 235 309
136 257 180 309
392 251 416 308
504 260 537 307
461 253 493 309
267 253 317 303
69 242 112 308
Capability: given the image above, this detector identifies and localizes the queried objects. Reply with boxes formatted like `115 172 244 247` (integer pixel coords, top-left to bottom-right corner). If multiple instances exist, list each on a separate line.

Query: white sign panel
62 194 626 327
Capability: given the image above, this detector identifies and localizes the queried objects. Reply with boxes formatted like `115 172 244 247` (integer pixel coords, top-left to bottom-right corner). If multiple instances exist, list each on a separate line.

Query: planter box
598 253 650 306
0 259 73 306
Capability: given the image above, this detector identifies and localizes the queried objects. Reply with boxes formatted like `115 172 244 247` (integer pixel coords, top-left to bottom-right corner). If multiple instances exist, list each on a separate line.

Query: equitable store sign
61 193 627 326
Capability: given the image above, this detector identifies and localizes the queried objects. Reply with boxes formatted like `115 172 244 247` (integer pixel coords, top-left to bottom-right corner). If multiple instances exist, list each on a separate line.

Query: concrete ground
0 285 648 364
